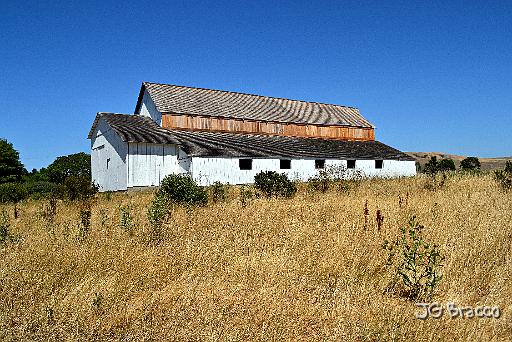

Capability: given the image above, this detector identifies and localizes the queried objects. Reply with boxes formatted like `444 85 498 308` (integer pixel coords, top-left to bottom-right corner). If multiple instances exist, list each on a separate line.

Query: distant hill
406 152 512 171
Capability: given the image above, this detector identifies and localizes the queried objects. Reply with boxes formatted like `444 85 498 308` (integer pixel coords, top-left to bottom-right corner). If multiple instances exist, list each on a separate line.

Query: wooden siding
161 114 375 141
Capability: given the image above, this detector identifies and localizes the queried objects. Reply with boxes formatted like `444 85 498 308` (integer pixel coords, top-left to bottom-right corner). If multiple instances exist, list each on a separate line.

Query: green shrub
63 176 98 201
119 204 134 234
0 182 28 203
495 170 512 191
438 158 456 172
460 157 481 170
254 171 297 198
24 181 59 199
423 156 439 175
382 216 444 301
307 165 352 193
147 193 170 244
209 181 228 203
423 156 456 174
159 174 208 206
239 185 254 207
308 173 331 193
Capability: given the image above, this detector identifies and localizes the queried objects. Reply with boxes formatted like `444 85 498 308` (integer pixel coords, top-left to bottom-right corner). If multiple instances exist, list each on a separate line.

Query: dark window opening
315 159 325 169
347 160 356 169
239 159 252 170
106 158 110 170
375 160 383 169
280 159 291 169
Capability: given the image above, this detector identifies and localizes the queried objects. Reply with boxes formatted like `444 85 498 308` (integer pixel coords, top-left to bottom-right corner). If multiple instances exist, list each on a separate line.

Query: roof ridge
142 81 360 110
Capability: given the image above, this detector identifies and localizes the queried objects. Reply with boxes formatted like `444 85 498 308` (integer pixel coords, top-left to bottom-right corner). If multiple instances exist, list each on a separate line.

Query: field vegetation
1 171 511 341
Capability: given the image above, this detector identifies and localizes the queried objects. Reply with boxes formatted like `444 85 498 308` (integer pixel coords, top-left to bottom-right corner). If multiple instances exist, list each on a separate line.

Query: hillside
406 152 512 170
1 174 511 340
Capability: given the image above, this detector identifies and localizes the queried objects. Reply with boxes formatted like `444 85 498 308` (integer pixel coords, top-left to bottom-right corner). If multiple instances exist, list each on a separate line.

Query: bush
308 174 330 193
254 171 297 198
423 156 455 174
209 181 228 203
239 185 254 207
159 174 208 206
307 165 353 193
438 158 456 172
0 182 28 203
382 216 444 301
460 157 481 170
24 181 59 199
119 204 134 234
495 170 512 191
63 176 98 201
423 156 439 175
147 193 170 243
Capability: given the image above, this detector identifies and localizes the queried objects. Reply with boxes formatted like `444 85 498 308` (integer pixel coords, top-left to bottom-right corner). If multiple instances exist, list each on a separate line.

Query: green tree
46 152 91 184
460 157 480 170
438 158 456 172
423 156 438 175
23 167 50 183
0 138 26 183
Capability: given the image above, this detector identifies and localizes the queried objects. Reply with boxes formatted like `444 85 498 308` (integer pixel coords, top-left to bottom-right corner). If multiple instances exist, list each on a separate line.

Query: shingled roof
135 82 374 128
89 113 412 161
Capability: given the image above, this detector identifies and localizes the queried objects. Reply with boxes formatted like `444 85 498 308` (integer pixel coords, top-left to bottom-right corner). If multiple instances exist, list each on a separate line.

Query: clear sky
1 0 511 170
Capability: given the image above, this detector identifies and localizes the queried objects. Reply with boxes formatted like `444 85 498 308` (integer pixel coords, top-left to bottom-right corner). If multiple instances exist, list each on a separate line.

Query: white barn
88 82 415 191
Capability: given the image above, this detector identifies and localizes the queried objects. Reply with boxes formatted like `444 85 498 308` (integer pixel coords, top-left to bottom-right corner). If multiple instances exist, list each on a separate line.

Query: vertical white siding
137 89 162 125
190 158 416 186
90 119 128 191
127 143 182 188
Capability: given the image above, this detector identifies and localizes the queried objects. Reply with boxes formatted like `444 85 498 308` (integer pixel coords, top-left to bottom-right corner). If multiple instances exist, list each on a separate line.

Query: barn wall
127 143 189 188
138 89 162 125
162 114 375 141
190 158 416 186
91 119 128 191
349 160 416 178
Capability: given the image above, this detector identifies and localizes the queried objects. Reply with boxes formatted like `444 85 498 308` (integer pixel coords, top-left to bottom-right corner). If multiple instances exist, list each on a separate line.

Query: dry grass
1 173 511 341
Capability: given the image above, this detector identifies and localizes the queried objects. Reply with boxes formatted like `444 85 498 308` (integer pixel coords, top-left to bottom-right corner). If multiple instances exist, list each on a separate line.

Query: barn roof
135 82 374 128
89 113 413 161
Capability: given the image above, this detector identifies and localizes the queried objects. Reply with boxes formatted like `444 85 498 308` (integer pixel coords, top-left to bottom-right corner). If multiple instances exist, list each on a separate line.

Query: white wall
190 158 416 186
127 143 185 188
138 89 162 125
91 122 416 191
91 119 128 191
349 160 416 178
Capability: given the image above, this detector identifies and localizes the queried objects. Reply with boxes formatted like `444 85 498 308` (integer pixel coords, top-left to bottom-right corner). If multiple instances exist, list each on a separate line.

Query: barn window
347 160 356 169
280 159 291 169
315 159 325 169
106 158 110 169
239 159 252 170
375 160 383 169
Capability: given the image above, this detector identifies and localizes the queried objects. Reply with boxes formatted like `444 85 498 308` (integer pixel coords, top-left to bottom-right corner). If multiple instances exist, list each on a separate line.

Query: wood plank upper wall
161 114 375 141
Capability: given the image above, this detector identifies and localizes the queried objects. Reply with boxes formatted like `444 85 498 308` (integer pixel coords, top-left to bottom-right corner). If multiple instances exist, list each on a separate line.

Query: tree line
0 138 96 203
420 156 481 174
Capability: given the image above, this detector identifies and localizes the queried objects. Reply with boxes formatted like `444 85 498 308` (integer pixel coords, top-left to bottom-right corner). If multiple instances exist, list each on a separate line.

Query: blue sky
1 0 511 170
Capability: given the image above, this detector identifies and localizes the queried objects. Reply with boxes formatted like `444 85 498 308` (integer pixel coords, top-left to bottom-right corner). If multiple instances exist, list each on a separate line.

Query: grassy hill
406 152 512 170
1 174 511 340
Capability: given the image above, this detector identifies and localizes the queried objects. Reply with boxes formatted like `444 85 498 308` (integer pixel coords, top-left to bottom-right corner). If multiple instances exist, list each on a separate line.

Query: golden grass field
1 173 511 341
